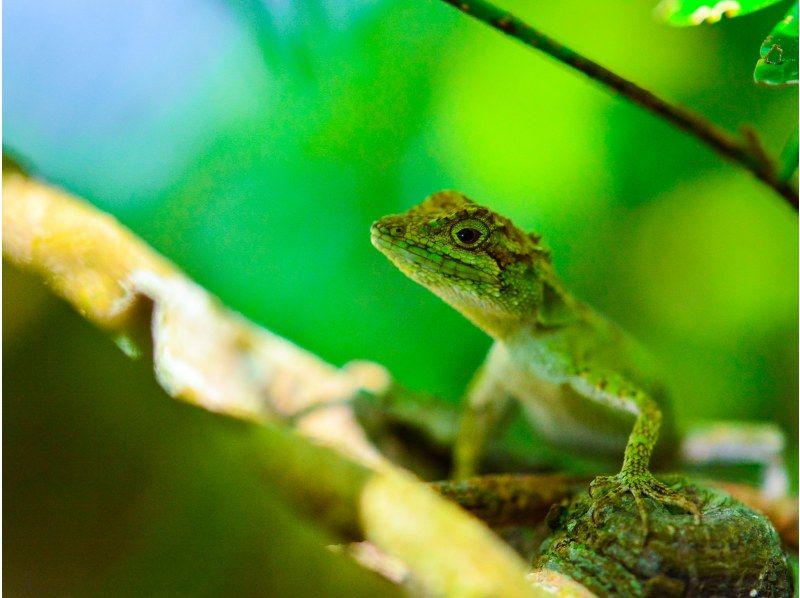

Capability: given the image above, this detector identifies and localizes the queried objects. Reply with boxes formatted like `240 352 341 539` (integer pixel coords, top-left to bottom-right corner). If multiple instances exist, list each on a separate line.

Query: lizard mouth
370 223 495 284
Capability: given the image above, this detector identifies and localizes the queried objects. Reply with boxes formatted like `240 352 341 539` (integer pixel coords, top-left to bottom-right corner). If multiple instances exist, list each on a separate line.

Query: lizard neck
465 274 584 342
535 269 584 329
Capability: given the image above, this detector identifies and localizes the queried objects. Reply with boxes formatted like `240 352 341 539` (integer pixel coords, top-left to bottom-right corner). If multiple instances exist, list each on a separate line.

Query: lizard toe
588 472 701 537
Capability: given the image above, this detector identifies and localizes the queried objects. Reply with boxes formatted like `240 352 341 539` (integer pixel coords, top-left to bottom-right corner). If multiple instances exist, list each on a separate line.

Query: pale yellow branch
3 166 385 461
3 166 575 597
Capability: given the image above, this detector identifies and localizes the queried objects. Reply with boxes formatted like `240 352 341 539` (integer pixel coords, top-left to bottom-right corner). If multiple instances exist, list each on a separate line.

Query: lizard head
371 190 555 339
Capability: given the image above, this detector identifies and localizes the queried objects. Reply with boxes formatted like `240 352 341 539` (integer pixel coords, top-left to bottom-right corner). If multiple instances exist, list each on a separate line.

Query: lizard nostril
391 225 405 236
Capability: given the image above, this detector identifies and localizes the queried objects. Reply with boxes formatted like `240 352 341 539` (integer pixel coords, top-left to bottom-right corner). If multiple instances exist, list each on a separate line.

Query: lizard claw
588 472 701 537
588 475 627 526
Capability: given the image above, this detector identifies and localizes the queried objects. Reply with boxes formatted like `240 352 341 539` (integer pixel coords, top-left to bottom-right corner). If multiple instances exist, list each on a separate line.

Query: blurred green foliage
656 0 798 86
657 0 787 25
4 0 797 593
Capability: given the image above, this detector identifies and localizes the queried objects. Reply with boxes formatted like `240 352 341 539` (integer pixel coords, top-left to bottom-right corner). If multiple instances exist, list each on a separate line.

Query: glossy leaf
754 3 799 85
655 0 785 26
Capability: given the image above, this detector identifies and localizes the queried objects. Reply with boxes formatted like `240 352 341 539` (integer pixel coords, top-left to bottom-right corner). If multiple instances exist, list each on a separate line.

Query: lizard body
371 190 699 527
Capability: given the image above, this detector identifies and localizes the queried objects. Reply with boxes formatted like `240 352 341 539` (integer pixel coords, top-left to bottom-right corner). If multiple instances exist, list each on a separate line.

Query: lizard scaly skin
371 190 700 531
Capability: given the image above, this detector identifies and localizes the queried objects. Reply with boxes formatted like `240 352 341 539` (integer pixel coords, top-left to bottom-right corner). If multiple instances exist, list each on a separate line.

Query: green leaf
754 3 799 85
655 0 785 26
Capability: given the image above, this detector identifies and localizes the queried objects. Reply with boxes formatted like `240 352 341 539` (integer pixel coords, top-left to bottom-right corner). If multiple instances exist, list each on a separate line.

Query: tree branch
439 0 799 210
431 473 799 550
2 163 550 597
430 474 587 527
778 128 799 182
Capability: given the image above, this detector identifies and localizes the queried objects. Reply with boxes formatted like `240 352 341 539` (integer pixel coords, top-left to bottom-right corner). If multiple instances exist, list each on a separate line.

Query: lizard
370 189 713 531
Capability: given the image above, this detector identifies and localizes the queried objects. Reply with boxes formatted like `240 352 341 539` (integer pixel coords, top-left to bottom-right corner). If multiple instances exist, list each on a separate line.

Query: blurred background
4 0 797 594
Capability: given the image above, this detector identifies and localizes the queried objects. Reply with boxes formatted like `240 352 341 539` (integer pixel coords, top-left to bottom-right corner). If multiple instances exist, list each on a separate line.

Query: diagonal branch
2 162 556 597
439 0 799 210
778 127 799 182
430 473 799 549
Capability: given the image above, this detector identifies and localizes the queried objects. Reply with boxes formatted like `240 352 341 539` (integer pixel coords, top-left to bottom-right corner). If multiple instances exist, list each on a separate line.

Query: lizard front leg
570 369 701 533
453 363 513 479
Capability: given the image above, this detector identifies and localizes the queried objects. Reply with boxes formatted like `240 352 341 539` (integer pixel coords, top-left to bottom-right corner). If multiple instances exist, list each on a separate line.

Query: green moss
536 477 792 597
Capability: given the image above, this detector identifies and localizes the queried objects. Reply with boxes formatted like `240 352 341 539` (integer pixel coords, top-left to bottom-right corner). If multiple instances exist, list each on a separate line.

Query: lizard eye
457 228 481 244
451 219 489 248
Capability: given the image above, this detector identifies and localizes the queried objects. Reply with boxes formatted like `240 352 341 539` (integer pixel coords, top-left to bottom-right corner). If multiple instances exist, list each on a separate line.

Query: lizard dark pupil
456 228 481 244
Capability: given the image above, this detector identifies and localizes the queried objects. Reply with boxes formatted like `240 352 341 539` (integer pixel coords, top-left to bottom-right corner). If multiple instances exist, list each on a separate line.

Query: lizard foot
588 471 701 536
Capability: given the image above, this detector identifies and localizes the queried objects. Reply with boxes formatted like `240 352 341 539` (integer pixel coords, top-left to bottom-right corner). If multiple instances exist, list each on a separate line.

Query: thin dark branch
778 128 799 182
439 0 799 210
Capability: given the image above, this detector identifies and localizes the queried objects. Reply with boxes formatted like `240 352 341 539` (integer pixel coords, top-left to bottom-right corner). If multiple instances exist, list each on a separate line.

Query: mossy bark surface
536 476 793 597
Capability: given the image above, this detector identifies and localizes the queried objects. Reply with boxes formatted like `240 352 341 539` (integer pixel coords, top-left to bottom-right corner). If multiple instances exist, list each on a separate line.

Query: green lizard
370 190 721 530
